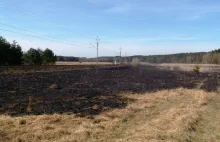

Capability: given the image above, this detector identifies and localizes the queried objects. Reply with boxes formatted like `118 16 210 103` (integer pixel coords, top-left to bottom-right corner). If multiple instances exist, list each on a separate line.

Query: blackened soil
0 65 219 116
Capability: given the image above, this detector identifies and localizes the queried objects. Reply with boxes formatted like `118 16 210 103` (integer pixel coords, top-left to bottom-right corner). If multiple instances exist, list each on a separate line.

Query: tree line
126 51 220 64
0 36 57 66
57 56 79 62
1 36 220 65
57 51 220 64
75 51 220 64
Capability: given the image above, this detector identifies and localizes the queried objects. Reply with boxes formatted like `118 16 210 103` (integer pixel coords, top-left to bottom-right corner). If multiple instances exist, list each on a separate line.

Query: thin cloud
106 4 131 13
102 1 220 15
180 15 202 21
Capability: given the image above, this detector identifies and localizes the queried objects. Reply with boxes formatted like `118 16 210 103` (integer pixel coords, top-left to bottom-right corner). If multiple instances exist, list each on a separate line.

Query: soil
0 65 219 116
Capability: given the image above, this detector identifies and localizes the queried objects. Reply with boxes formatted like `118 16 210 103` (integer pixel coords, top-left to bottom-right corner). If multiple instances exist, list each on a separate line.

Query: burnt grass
0 65 219 116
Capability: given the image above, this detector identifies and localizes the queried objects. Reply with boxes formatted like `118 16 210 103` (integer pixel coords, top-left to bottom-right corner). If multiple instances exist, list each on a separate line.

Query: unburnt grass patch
0 88 216 142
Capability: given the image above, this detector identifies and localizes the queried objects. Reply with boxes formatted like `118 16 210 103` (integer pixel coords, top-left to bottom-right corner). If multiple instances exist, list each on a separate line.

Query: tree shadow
0 65 218 116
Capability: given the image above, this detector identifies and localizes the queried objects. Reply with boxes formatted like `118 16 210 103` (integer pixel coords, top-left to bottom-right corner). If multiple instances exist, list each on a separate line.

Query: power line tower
96 36 100 64
119 47 122 64
125 52 127 64
90 36 100 67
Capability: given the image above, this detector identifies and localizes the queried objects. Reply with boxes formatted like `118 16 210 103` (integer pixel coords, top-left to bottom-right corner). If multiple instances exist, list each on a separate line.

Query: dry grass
56 62 113 65
93 89 215 142
187 85 220 142
141 63 220 73
0 88 216 142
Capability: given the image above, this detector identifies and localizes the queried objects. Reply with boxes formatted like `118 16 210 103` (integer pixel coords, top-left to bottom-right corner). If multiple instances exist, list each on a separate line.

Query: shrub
23 48 56 65
42 48 57 65
23 48 43 65
193 65 200 75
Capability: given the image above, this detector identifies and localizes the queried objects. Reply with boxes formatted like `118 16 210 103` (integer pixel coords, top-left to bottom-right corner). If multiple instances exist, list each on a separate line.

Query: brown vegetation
0 88 217 142
143 63 220 73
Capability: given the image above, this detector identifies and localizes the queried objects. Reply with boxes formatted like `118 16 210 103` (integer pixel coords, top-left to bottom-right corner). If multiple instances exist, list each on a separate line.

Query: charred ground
0 65 219 116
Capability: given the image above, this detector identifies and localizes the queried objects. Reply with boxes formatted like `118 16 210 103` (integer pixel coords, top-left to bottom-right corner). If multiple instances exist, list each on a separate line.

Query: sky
0 0 220 57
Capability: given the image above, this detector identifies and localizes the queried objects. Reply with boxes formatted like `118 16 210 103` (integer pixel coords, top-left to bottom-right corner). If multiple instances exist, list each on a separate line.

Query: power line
0 24 126 56
0 22 90 46
0 25 120 55
2 4 149 27
1 4 69 30
0 28 121 57
1 4 93 39
0 28 92 49
1 5 125 56
1 4 149 44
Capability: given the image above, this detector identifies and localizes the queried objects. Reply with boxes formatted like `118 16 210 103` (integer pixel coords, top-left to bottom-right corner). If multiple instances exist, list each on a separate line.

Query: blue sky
1 0 220 57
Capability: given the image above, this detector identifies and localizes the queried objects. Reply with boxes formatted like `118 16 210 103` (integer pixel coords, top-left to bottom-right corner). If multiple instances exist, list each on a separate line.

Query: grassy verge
217 77 220 93
91 89 214 142
0 88 217 142
188 91 220 141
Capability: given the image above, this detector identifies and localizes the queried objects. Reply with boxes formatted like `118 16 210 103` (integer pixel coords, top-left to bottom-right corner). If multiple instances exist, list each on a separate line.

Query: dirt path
188 92 220 141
